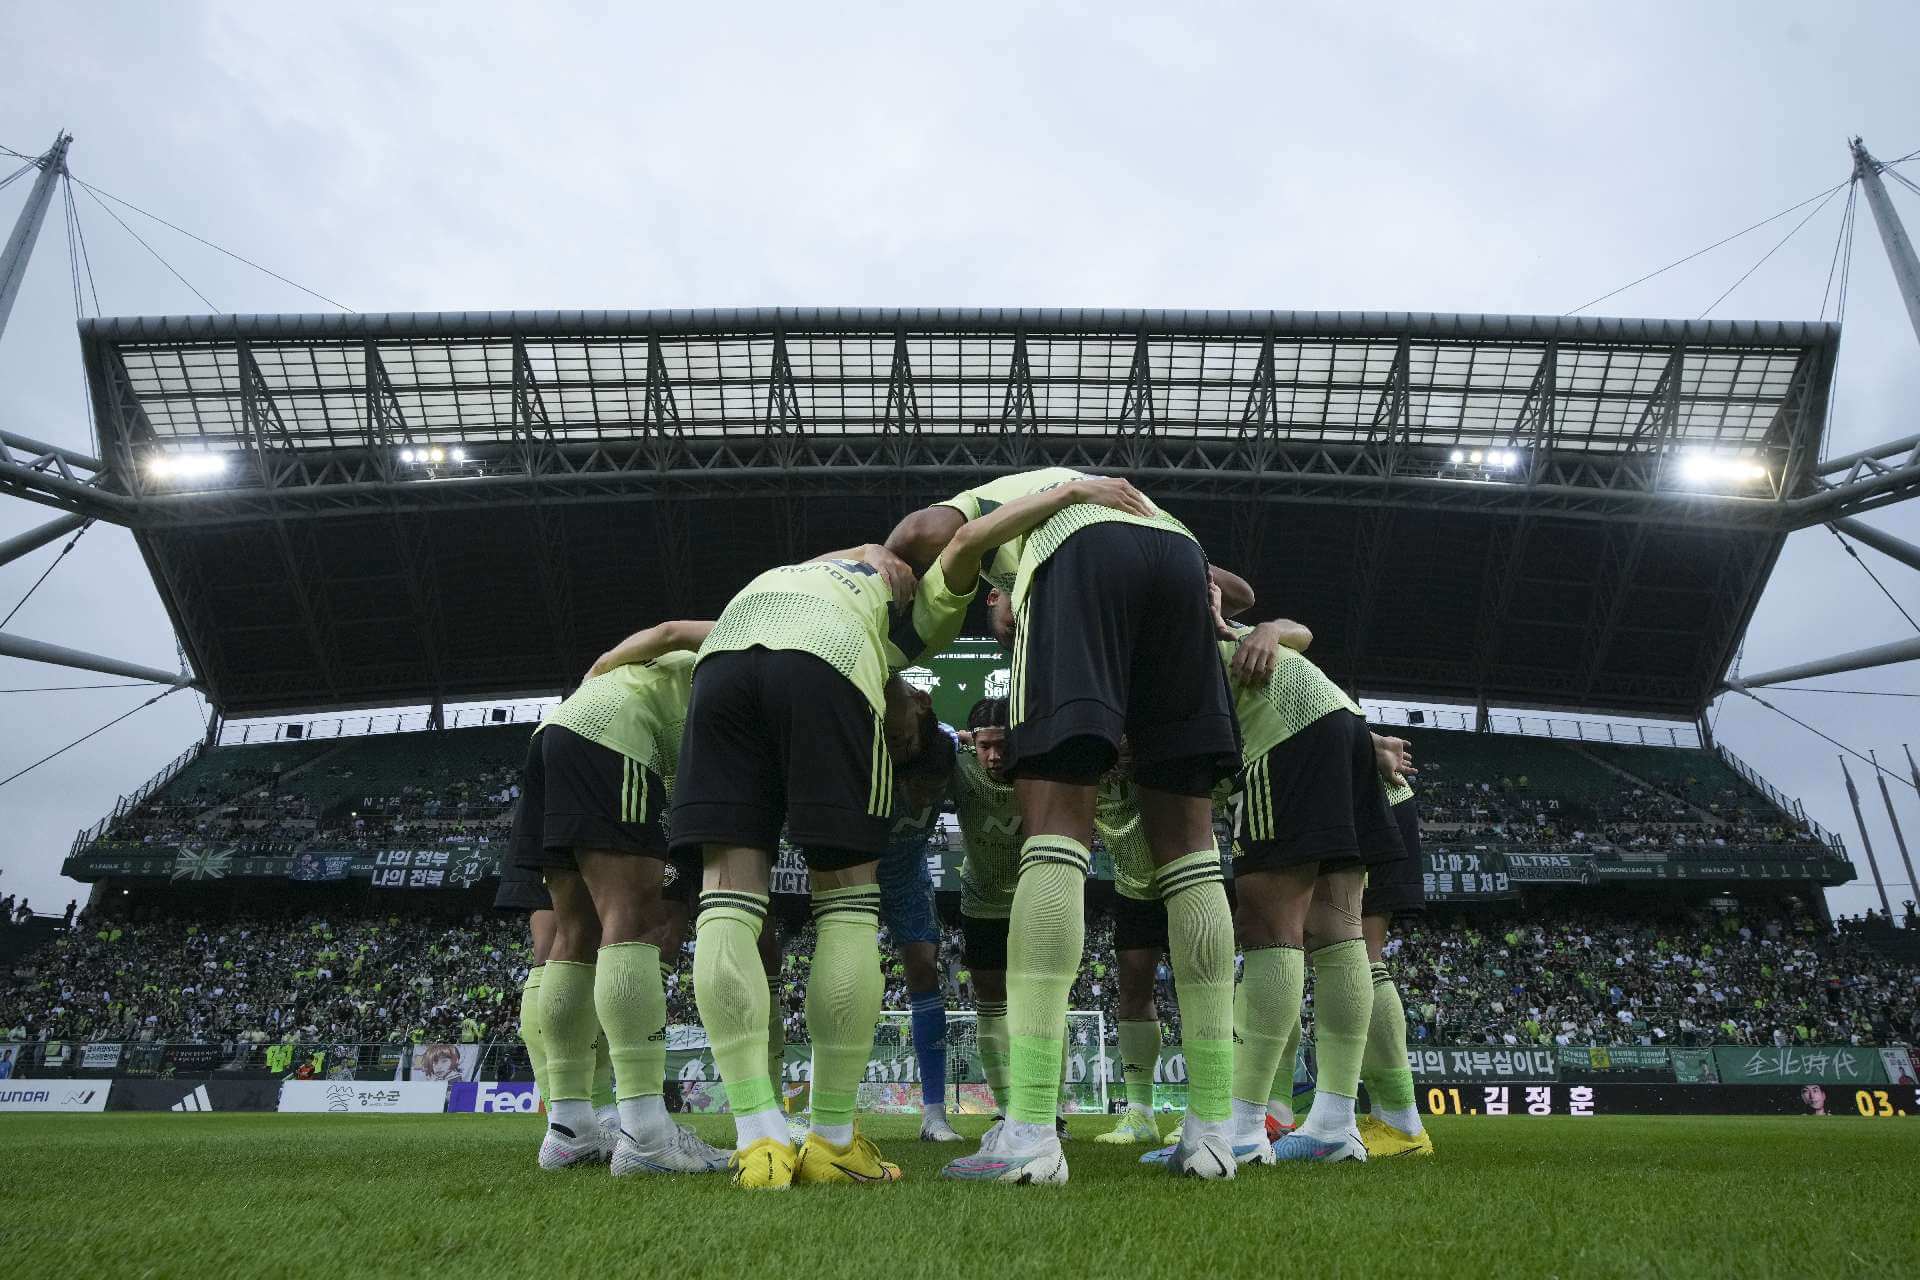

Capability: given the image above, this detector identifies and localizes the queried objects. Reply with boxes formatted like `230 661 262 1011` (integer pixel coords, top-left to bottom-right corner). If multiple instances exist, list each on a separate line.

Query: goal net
856 1008 1109 1115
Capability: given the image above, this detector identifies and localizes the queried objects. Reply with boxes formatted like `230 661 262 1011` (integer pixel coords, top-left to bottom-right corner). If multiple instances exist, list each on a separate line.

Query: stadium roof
33 307 1854 719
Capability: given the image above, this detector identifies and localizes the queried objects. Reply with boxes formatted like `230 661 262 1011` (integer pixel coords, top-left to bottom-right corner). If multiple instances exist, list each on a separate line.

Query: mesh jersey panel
1385 774 1415 807
952 748 1022 918
1095 778 1156 901
1222 627 1363 764
538 651 694 797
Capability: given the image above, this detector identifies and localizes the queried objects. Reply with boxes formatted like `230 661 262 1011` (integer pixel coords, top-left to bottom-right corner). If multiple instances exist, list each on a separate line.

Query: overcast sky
3 1 1918 919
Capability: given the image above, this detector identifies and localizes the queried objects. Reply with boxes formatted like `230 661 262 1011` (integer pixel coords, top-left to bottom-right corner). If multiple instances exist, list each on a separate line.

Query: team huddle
497 468 1432 1188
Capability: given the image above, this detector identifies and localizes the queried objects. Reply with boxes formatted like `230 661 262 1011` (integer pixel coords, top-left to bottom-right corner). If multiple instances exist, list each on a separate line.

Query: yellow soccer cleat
1095 1107 1161 1145
1357 1114 1434 1159
793 1131 904 1185
729 1137 798 1189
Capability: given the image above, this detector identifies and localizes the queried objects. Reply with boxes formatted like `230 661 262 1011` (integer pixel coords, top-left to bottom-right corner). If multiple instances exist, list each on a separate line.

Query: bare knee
1303 870 1364 952
1232 866 1315 950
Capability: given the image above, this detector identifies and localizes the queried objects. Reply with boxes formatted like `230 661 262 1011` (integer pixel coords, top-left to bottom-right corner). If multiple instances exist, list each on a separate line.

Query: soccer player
892 469 1246 1184
514 619 731 1176
1353 774 1433 1157
673 477 1145 1189
1093 766 1168 1146
1209 607 1408 1164
874 701 967 1142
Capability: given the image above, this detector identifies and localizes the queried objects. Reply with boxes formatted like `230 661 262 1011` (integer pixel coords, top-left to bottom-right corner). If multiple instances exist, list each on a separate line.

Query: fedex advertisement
447 1081 543 1114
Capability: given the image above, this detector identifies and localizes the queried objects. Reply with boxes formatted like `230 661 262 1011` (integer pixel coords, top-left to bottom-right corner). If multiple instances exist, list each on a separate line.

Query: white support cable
1697 182 1847 319
1733 688 1918 793
73 179 220 312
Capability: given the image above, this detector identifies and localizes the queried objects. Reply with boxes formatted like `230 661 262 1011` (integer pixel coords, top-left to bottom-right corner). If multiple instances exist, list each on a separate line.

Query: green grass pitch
3 1113 1915 1278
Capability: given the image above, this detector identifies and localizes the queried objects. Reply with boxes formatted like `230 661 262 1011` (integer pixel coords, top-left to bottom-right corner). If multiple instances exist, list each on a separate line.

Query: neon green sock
976 998 1010 1113
519 966 547 1095
1158 850 1234 1124
1007 836 1089 1126
1117 1018 1159 1112
766 974 786 1110
1309 939 1371 1099
693 891 777 1118
594 941 664 1101
1362 960 1417 1113
538 959 598 1102
806 885 884 1134
1233 945 1303 1108
1271 997 1303 1107
590 1034 615 1110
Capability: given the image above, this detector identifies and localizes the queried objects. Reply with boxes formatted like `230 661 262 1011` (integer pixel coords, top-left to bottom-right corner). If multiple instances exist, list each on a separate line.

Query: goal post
857 1008 1109 1115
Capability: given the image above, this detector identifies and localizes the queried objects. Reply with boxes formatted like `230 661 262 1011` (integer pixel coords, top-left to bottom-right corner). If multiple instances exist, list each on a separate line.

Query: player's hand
1229 620 1285 686
1065 476 1156 519
1209 581 1236 639
1373 733 1416 784
854 543 917 606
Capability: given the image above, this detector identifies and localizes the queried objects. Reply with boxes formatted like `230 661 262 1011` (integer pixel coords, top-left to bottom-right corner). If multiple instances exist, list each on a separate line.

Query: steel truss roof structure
1 307 1870 719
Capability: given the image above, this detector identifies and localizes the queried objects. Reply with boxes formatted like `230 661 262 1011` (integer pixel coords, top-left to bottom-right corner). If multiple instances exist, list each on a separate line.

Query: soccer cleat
1095 1108 1161 1145
920 1112 965 1143
1233 1136 1275 1166
1144 1131 1237 1179
537 1122 609 1171
940 1137 1069 1185
1165 1118 1184 1146
978 1117 1007 1155
793 1132 903 1185
1357 1114 1434 1159
728 1137 797 1190
595 1105 623 1156
1264 1113 1297 1143
1056 1115 1070 1142
1272 1127 1368 1163
611 1124 732 1176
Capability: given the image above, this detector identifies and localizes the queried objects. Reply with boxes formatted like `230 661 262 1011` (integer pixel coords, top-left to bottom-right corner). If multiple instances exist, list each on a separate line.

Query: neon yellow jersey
951 748 1023 918
935 467 1197 610
537 650 694 795
699 554 971 716
1220 625 1362 765
1384 774 1414 807
1095 778 1156 901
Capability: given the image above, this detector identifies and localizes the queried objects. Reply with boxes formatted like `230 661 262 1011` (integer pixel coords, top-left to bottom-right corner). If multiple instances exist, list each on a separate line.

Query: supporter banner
1558 1045 1669 1073
1504 852 1594 883
1408 1047 1557 1081
65 845 504 890
42 1041 67 1067
80 1042 122 1071
1672 1049 1719 1083
410 1043 480 1082
448 1081 542 1114
1714 1045 1886 1086
108 1079 279 1112
1420 1082 1920 1117
278 1081 449 1113
289 852 354 882
0 1043 18 1079
1420 850 1515 902
1879 1047 1917 1087
771 846 810 897
161 1044 220 1074
0 1081 110 1112
1591 859 1850 883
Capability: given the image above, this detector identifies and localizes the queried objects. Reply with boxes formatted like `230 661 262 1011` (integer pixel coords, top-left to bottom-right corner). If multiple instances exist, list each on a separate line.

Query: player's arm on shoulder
1226 617 1311 686
938 476 1154 595
1210 565 1256 618
809 542 916 606
586 620 714 677
883 505 968 576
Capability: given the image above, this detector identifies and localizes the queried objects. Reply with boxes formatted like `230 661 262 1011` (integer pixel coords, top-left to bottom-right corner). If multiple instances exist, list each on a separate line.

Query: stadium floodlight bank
1 307 1861 722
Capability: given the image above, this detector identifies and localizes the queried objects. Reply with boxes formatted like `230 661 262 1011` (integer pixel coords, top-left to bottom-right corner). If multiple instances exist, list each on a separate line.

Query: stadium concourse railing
67 740 207 855
215 701 554 745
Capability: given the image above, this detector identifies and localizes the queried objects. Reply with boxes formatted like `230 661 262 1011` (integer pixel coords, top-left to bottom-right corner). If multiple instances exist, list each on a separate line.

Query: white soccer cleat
611 1123 732 1176
939 1136 1069 1185
1272 1126 1369 1164
977 1116 1008 1155
920 1112 965 1143
595 1105 622 1154
1232 1135 1275 1166
538 1122 609 1170
1162 1130 1237 1180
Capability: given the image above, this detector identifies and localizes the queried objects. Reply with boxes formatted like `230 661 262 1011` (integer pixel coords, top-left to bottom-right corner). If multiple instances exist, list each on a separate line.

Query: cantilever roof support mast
1852 137 1920 349
0 132 198 692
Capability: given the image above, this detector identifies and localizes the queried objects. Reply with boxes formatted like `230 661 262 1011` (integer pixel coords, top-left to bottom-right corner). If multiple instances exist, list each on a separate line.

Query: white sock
1300 1090 1356 1140
1230 1098 1268 1146
733 1106 790 1150
547 1099 595 1138
1001 1118 1058 1155
1182 1115 1232 1146
1377 1103 1422 1136
810 1119 855 1148
921 1102 948 1123
1266 1098 1295 1127
617 1094 670 1141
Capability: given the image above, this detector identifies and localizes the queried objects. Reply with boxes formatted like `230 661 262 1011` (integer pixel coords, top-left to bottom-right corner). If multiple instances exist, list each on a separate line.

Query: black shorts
668 648 889 872
1112 893 1169 954
961 912 1009 971
511 725 696 896
493 813 552 914
1233 709 1404 874
1007 522 1240 796
1362 796 1427 919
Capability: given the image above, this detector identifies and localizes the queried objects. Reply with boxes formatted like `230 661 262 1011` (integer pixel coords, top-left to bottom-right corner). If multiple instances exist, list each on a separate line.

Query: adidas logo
170 1085 213 1112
